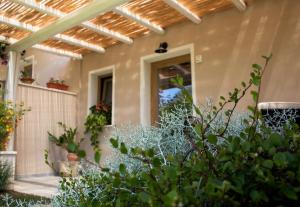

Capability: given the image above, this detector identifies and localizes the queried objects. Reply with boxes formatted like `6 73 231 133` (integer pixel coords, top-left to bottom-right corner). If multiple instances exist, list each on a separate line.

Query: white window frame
140 44 196 126
87 65 116 126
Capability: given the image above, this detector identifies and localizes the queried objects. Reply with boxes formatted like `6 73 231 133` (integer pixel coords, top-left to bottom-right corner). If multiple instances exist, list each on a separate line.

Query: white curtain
15 85 77 177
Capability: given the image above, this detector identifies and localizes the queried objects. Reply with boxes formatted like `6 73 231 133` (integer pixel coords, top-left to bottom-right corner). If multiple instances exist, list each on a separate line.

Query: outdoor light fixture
155 42 168 53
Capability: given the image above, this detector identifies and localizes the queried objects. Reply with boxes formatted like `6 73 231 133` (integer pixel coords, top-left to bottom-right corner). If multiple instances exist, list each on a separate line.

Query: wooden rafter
9 0 129 52
114 7 165 34
9 0 133 44
0 35 82 59
0 15 105 53
230 0 247 11
162 0 201 24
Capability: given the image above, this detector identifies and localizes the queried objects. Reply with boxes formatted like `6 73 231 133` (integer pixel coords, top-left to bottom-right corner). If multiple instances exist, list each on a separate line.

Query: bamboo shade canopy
0 0 253 56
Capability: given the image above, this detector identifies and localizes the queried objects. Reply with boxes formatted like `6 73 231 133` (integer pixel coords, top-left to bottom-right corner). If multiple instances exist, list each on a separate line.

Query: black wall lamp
155 42 168 53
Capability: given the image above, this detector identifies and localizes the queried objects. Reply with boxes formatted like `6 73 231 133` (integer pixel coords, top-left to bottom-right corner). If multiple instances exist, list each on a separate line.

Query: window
151 54 192 124
88 66 115 126
22 56 34 79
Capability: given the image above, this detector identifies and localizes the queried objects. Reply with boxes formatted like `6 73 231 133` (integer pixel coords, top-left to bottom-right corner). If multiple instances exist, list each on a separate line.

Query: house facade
0 0 300 177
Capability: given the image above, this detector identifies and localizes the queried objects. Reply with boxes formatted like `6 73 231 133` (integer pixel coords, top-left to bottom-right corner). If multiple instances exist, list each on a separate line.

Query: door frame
140 44 196 126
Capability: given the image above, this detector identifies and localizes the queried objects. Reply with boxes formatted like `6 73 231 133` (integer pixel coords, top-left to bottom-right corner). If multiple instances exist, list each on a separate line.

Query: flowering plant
84 103 110 163
0 101 29 150
0 42 8 65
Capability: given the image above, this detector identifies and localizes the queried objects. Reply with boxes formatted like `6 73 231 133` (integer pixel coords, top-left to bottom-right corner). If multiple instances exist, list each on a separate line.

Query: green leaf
195 124 203 135
67 143 77 152
241 141 251 152
207 135 217 144
119 163 126 174
94 150 101 163
110 138 119 148
164 189 177 206
269 133 282 146
120 142 128 154
138 192 150 203
251 90 258 102
252 76 261 86
77 150 86 158
282 186 298 200
146 148 154 157
250 190 268 203
152 157 161 168
241 81 246 87
273 152 288 168
262 160 273 169
252 64 262 70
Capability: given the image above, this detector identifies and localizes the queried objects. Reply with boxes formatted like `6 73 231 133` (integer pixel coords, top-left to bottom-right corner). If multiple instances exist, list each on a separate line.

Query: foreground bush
0 161 11 192
54 55 300 206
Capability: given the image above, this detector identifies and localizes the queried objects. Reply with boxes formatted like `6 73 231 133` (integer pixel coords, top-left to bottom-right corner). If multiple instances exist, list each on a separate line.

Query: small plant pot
46 82 69 91
67 153 79 161
60 84 69 91
20 78 35 84
47 82 60 90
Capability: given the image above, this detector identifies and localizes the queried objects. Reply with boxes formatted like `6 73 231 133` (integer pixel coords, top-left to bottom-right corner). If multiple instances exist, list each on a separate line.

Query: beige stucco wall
79 0 300 131
0 65 7 81
23 48 81 92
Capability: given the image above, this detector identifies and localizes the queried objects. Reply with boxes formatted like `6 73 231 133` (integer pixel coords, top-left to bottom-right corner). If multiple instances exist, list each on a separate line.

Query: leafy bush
0 101 30 150
85 104 108 163
54 55 300 206
0 161 11 192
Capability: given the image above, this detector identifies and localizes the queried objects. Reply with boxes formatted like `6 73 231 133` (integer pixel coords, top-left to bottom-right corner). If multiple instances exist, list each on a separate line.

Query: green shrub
0 161 12 191
54 55 300 206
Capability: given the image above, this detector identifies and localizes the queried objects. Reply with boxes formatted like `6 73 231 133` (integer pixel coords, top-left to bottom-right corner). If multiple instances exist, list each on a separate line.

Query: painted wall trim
140 43 196 126
87 65 116 125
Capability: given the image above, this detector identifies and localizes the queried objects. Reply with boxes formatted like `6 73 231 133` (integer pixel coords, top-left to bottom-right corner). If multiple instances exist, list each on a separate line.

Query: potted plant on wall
46 78 69 91
47 123 86 177
48 122 86 162
19 70 35 84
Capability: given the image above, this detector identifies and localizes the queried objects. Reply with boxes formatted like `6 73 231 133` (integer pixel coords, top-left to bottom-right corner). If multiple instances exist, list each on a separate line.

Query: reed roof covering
0 0 252 57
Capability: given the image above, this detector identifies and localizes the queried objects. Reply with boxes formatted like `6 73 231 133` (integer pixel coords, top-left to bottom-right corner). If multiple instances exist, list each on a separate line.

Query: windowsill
103 125 114 128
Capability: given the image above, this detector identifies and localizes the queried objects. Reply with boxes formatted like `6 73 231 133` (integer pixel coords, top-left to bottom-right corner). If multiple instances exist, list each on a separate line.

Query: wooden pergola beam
9 0 133 44
0 35 82 59
9 0 128 52
0 15 105 53
114 7 165 34
230 0 247 11
162 0 201 24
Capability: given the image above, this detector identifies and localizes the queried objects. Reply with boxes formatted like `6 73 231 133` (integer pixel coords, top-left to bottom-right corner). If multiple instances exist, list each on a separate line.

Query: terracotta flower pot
20 77 35 84
47 82 60 90
67 153 79 161
46 82 69 91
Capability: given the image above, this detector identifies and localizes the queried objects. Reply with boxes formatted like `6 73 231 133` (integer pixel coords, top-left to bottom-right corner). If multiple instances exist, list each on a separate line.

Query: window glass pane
101 78 112 105
98 76 113 125
158 61 192 115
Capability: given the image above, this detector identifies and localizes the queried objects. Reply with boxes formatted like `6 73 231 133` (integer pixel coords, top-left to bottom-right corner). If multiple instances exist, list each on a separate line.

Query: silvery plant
51 100 251 207
51 100 298 207
0 194 49 207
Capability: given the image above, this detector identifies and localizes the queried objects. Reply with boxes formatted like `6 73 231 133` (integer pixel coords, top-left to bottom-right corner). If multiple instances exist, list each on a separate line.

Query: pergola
0 0 250 59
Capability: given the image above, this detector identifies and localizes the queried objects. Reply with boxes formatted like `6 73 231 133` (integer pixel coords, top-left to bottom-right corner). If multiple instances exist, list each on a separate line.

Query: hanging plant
0 42 9 65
